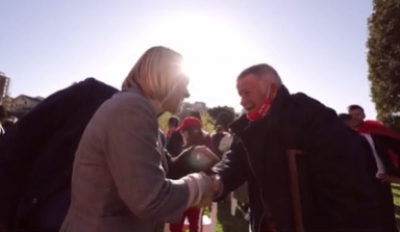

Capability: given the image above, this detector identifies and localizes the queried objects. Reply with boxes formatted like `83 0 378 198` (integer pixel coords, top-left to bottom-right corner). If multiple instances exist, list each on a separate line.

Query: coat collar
122 84 164 117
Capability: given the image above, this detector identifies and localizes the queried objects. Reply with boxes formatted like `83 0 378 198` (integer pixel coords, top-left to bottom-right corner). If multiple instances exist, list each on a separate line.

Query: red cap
176 117 202 131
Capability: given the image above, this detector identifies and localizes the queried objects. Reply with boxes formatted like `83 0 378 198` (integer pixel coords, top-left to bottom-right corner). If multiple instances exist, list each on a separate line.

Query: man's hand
195 174 222 207
377 174 400 183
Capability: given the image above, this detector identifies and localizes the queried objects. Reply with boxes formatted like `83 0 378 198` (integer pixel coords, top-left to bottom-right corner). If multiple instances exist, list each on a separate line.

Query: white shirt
361 133 386 177
219 133 233 154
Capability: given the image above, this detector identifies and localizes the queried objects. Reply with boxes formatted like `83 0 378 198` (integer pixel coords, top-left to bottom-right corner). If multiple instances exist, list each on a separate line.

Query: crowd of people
0 46 399 232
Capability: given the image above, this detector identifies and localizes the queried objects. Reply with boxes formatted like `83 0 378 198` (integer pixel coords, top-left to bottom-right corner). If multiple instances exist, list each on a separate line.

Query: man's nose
240 97 246 107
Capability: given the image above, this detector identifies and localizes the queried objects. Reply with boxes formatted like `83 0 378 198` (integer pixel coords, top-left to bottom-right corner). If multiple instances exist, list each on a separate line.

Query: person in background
203 64 380 232
338 113 379 182
168 116 219 232
0 106 7 137
348 105 400 232
60 46 214 232
189 111 213 149
210 125 228 158
166 116 184 157
218 128 233 157
338 113 356 128
1 118 17 134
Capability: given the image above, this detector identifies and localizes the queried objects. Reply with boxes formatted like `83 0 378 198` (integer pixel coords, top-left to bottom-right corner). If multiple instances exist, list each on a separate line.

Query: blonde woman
60 47 214 232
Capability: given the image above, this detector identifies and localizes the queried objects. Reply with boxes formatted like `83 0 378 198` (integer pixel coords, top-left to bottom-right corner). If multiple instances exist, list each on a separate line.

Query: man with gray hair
204 64 381 232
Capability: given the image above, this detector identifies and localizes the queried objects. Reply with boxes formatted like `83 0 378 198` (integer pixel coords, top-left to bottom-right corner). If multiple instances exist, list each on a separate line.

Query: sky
0 0 376 118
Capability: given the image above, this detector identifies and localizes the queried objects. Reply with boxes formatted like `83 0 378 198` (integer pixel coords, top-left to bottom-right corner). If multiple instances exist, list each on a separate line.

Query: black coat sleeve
375 135 400 176
212 136 249 200
289 94 380 230
0 79 104 229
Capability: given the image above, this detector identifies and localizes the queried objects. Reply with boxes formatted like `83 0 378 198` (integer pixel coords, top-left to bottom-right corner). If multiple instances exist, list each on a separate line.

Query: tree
208 106 235 130
199 112 215 133
189 111 201 120
367 0 400 131
215 112 235 130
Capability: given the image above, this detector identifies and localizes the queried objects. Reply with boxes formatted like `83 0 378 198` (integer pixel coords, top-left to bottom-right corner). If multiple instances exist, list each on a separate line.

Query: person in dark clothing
199 64 381 232
0 124 4 137
1 118 17 134
338 113 379 182
0 78 118 232
168 117 218 179
2 119 15 130
168 116 219 232
349 105 400 232
166 116 184 157
210 125 228 159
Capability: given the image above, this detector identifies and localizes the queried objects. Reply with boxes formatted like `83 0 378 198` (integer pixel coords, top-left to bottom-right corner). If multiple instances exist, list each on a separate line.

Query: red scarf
356 120 400 168
247 98 273 121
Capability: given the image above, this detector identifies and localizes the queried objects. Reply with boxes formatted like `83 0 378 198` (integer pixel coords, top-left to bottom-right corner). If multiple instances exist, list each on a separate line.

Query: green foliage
189 110 201 119
158 112 172 132
367 0 400 131
200 111 215 133
208 106 235 130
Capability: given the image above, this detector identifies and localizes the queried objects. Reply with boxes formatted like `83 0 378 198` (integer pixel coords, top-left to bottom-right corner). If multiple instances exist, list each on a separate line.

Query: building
0 72 10 104
180 101 207 113
4 95 43 113
192 101 207 112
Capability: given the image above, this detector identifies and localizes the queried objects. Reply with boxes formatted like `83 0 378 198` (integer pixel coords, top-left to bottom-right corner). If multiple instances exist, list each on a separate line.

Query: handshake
183 172 221 208
181 146 222 208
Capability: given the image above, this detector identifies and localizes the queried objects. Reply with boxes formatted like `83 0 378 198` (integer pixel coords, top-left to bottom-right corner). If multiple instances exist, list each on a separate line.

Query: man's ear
270 83 279 98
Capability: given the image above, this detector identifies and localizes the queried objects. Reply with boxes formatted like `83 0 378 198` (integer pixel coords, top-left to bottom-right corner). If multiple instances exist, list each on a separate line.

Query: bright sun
144 12 264 109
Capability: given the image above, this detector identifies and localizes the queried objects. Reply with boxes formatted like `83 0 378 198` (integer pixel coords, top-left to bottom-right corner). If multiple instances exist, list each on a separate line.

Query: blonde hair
122 46 185 101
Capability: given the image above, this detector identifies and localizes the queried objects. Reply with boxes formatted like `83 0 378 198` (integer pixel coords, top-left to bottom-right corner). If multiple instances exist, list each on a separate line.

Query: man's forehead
236 74 260 88
349 109 362 114
349 110 364 118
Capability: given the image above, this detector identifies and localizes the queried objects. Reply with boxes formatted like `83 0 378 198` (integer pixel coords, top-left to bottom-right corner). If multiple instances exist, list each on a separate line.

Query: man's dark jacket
0 78 118 231
371 134 400 177
213 85 380 232
356 125 400 232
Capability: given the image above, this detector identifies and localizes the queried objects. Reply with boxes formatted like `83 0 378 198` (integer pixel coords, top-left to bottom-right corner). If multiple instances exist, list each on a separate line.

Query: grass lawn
212 185 400 232
189 184 400 232
201 200 248 232
392 184 400 228
214 200 249 232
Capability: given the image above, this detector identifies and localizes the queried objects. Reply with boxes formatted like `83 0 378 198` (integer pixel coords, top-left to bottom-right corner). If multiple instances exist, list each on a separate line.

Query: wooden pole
287 149 305 232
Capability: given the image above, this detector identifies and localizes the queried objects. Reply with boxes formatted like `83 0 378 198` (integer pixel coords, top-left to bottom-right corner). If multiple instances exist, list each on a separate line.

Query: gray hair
237 63 282 85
